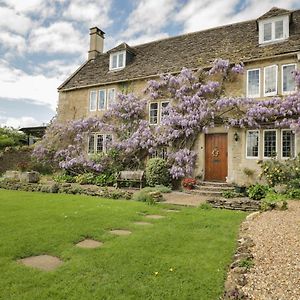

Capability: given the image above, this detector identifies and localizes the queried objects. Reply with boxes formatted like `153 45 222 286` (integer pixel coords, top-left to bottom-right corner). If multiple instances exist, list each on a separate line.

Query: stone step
195 185 235 192
198 181 233 187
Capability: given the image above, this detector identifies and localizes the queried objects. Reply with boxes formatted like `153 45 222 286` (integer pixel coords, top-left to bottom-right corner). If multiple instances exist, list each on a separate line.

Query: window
151 148 168 159
259 16 289 44
282 64 296 94
98 90 106 110
160 101 170 123
109 51 126 70
89 91 97 111
246 130 259 158
149 102 159 125
263 130 277 158
88 133 112 154
247 69 260 97
88 134 95 154
107 88 115 108
281 130 295 158
264 65 278 96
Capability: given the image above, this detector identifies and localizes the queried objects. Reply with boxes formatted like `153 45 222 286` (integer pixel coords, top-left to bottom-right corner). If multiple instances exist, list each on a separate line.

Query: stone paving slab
110 229 132 236
163 191 207 206
18 255 63 271
76 239 103 249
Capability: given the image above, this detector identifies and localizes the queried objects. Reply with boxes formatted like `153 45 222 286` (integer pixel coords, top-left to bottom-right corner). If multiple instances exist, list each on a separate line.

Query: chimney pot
88 27 105 60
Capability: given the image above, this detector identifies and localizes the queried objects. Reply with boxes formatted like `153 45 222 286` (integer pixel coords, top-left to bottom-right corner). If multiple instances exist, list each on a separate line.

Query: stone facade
57 7 300 185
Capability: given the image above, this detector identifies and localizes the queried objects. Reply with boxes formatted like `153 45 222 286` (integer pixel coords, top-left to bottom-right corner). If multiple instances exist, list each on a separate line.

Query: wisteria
33 58 300 179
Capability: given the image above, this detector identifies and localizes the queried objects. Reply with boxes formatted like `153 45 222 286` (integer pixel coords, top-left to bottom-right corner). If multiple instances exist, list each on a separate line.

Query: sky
0 0 300 128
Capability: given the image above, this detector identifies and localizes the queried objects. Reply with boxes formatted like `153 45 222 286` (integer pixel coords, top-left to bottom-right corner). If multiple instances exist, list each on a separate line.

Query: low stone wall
0 181 132 200
222 212 260 299
207 197 260 211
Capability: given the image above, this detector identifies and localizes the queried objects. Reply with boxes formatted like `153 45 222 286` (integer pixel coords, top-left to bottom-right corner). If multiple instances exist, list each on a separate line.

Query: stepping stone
134 221 153 226
145 214 165 219
165 209 180 213
110 229 132 236
75 239 103 249
18 255 63 271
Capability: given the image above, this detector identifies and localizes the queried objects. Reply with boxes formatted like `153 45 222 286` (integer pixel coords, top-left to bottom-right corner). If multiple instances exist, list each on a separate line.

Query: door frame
204 133 228 182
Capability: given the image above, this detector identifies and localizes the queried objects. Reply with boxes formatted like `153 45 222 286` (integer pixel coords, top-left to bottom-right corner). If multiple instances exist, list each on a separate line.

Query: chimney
88 27 105 60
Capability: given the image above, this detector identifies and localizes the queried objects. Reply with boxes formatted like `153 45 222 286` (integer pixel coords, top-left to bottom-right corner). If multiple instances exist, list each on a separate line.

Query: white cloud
125 32 170 46
121 0 178 43
0 32 26 54
0 116 41 128
175 0 300 33
0 60 59 110
28 21 86 54
0 6 32 35
63 0 112 28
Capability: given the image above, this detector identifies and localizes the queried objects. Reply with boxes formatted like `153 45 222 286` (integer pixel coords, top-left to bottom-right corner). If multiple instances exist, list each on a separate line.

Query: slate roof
59 8 300 91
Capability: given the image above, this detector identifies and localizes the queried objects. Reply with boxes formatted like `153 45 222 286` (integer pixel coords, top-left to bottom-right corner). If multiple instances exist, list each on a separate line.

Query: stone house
57 7 300 185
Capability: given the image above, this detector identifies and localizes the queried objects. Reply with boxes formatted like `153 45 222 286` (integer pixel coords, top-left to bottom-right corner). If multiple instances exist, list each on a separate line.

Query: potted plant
182 178 197 190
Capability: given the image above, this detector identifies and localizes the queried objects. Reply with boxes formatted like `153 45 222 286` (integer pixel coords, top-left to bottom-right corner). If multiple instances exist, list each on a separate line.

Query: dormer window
109 51 126 71
259 15 289 44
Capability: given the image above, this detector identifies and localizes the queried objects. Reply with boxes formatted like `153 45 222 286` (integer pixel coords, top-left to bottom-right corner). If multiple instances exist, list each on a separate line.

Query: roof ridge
107 7 299 51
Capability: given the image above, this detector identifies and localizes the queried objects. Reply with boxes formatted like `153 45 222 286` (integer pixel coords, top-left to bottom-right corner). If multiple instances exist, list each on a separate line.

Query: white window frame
98 89 106 110
264 65 278 97
149 102 159 125
88 133 113 154
109 51 126 71
89 90 97 111
246 68 261 98
246 130 260 159
263 129 278 159
281 129 296 159
282 63 297 95
259 16 289 44
107 88 116 109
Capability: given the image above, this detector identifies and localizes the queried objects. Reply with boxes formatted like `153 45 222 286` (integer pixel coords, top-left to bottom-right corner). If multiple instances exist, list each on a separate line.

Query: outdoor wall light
234 132 239 142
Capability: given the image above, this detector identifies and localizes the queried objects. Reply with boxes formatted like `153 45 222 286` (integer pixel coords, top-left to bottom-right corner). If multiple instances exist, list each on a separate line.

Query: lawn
0 189 246 300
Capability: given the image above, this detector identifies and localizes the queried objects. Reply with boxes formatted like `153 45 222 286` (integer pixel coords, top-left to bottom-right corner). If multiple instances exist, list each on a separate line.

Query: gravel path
242 201 300 300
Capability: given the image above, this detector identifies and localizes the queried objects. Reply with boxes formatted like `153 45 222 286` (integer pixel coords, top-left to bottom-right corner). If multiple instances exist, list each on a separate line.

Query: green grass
0 189 246 300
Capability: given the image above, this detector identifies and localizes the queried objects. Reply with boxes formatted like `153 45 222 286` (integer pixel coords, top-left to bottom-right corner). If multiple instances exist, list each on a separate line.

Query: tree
0 127 26 150
33 59 300 179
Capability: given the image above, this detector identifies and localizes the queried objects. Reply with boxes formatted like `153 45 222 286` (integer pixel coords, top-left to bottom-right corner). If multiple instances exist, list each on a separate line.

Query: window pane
264 130 277 157
107 89 115 108
88 135 95 153
118 53 124 68
112 55 117 69
96 134 104 153
98 90 106 110
263 23 272 41
275 20 283 39
105 134 112 152
283 65 296 93
247 69 260 97
89 91 97 111
282 130 295 158
264 66 277 95
149 103 158 124
246 131 259 157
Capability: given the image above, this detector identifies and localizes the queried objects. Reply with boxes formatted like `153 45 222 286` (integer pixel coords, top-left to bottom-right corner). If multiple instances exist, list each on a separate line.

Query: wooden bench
116 170 145 189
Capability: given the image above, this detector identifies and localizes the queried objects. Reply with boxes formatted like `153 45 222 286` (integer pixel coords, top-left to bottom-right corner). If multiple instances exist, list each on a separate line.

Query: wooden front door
205 134 228 182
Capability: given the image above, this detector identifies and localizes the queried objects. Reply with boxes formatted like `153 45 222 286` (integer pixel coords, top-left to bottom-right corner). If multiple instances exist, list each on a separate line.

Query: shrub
181 178 197 189
222 190 239 198
287 188 300 199
132 190 154 202
145 158 170 187
93 173 116 186
75 173 95 185
53 174 76 183
247 184 269 200
198 203 212 210
141 185 171 193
